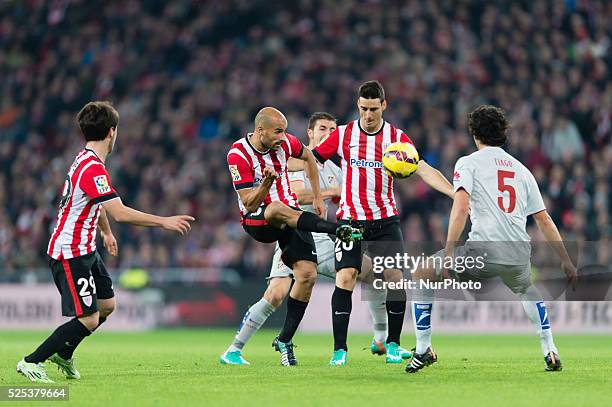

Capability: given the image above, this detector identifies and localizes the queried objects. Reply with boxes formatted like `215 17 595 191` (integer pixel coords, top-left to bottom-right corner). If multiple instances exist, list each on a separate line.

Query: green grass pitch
1 329 611 406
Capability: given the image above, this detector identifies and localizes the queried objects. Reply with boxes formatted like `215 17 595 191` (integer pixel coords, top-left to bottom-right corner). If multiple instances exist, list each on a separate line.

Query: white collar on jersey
245 133 271 155
84 147 103 162
357 119 386 136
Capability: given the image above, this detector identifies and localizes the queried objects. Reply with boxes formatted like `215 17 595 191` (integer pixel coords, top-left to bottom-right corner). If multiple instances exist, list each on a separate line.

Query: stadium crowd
0 0 610 280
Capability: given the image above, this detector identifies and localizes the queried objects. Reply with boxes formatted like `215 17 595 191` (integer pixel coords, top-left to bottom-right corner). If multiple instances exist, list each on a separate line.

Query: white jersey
452 146 545 265
288 159 343 218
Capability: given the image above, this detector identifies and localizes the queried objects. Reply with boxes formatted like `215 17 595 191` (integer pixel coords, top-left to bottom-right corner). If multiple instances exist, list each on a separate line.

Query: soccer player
312 81 454 365
226 107 361 366
16 101 195 383
220 112 410 365
406 105 578 373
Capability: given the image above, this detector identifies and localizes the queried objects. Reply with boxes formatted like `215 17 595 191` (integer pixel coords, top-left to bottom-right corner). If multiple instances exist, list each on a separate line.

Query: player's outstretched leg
264 202 362 243
273 260 316 366
221 278 290 365
519 285 562 371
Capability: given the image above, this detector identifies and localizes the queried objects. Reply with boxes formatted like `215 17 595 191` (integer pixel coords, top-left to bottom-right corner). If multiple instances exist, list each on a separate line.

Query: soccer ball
382 142 419 178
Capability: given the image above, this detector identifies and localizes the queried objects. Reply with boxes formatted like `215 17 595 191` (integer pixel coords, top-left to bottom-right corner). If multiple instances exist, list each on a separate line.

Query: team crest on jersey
328 175 336 185
229 165 241 181
82 295 93 307
59 175 72 209
94 175 111 194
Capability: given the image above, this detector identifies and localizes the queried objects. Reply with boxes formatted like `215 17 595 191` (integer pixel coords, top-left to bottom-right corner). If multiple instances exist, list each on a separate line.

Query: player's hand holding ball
382 142 419 179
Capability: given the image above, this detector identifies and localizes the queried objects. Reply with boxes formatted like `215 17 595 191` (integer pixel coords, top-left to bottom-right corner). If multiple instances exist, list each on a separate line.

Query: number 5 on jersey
497 170 516 213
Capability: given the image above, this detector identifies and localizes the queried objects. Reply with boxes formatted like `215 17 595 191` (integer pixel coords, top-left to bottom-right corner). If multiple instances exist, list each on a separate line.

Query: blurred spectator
0 0 610 278
542 114 585 162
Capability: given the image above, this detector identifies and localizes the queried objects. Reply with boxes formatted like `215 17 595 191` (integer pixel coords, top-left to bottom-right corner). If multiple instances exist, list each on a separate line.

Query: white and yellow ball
382 142 419 178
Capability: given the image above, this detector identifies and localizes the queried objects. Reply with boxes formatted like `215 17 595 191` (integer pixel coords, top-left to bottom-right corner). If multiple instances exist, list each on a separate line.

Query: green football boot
385 342 403 364
49 354 80 379
329 349 348 366
371 339 412 359
219 350 250 365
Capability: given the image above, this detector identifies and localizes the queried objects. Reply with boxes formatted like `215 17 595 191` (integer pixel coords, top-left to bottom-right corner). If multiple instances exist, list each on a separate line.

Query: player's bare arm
443 188 471 276
445 188 470 256
236 167 277 213
289 180 340 205
287 158 305 172
98 208 118 256
298 148 325 217
532 210 578 288
101 198 194 236
415 160 454 198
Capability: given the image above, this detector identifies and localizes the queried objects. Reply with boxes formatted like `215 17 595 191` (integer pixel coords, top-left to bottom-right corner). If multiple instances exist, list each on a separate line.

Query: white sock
412 288 434 354
412 301 433 354
520 286 558 356
367 288 388 342
227 298 275 353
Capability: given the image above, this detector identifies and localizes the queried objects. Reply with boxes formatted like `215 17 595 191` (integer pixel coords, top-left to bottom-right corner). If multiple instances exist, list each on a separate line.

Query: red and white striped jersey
227 133 303 217
47 149 119 260
313 120 415 221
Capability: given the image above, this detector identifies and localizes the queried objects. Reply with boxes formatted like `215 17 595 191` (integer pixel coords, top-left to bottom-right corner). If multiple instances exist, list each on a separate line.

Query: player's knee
296 271 317 288
293 262 317 287
336 268 358 288
264 287 287 308
98 299 116 318
264 202 284 219
78 312 100 331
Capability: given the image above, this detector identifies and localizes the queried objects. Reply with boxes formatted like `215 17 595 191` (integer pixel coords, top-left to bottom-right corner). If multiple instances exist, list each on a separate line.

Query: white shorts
432 246 532 294
268 233 335 280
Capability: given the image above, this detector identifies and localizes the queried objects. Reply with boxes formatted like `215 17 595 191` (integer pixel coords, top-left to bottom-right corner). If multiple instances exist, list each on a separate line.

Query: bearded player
226 107 361 366
221 112 410 365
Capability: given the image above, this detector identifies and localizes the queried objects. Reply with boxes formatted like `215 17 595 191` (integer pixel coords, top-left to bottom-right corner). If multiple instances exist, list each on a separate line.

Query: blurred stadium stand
0 0 610 282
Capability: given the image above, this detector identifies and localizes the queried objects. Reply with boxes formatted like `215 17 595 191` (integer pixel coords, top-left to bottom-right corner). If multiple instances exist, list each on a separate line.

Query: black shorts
49 251 114 317
242 205 317 268
335 216 404 273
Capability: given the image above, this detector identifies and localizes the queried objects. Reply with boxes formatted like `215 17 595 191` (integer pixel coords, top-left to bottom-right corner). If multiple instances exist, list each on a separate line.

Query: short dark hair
308 112 337 130
467 105 509 147
76 101 119 141
358 80 385 102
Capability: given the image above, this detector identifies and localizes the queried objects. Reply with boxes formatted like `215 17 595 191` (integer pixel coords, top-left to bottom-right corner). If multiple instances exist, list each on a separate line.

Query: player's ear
381 99 387 112
106 127 115 140
307 128 314 141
